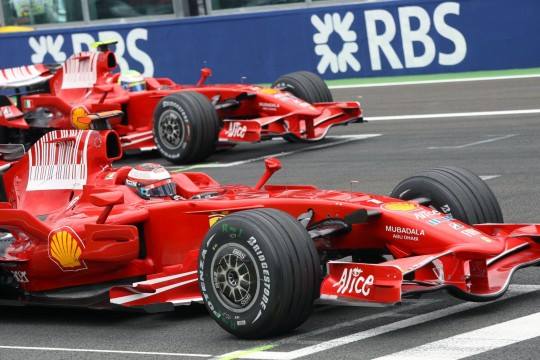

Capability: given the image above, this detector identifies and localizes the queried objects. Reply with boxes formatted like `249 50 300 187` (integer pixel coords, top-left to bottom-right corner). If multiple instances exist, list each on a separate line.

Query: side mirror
196 67 212 87
90 191 124 224
254 157 282 190
90 191 124 207
265 157 282 172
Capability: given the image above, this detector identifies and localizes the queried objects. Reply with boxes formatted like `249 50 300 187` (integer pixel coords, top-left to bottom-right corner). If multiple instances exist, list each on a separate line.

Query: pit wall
0 0 537 83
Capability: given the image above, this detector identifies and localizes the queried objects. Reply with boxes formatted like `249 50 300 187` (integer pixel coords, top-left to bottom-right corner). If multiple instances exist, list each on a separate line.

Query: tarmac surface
2 76 540 359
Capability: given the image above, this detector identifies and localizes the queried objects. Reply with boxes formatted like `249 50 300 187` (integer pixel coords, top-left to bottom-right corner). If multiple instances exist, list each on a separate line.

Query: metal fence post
173 0 185 17
80 0 91 23
0 2 5 26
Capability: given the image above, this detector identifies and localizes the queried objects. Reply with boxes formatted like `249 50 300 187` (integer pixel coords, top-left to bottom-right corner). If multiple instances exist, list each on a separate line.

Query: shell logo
382 202 419 212
71 106 91 130
260 88 279 95
48 227 87 271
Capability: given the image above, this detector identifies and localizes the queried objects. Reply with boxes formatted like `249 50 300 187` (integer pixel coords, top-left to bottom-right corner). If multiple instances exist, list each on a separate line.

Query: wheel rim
211 244 259 312
158 110 185 150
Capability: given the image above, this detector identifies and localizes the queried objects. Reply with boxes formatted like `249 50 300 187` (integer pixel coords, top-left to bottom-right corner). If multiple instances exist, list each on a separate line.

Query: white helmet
125 163 176 199
119 70 146 92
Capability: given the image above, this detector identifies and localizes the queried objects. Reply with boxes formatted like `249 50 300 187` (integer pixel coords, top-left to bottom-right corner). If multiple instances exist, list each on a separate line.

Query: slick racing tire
153 92 220 164
273 71 333 104
390 166 503 225
273 71 333 143
199 208 320 339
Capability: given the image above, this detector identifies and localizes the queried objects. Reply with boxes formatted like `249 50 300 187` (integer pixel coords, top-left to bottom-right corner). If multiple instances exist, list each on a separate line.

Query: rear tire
390 166 503 225
153 92 220 164
199 208 320 339
273 71 333 143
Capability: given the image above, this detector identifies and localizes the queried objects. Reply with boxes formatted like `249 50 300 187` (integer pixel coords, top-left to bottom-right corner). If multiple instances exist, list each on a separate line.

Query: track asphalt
2 76 540 360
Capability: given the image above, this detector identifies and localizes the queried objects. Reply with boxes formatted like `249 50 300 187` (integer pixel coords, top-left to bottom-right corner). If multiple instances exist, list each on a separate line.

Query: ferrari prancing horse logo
48 227 87 272
209 213 228 227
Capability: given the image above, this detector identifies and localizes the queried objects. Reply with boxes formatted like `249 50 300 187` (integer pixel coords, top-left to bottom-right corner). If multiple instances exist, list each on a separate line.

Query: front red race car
0 130 539 339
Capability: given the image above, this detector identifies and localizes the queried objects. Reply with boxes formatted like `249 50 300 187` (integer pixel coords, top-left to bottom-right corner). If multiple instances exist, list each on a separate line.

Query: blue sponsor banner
0 0 538 84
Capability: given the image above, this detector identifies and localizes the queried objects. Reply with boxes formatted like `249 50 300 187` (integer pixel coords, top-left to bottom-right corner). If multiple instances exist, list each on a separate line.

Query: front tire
390 166 503 224
273 71 333 143
199 208 320 339
153 92 220 164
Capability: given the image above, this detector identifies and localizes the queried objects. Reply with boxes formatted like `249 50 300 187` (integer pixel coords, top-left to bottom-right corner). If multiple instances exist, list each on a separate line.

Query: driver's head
119 70 146 92
126 163 176 199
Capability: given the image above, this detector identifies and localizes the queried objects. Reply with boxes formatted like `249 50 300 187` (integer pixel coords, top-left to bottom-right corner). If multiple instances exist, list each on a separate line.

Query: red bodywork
0 50 362 153
0 130 539 310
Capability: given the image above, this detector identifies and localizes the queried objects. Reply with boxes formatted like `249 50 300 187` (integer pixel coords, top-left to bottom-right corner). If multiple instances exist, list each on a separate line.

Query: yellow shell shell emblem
48 228 87 271
382 202 419 212
71 107 90 130
260 88 279 95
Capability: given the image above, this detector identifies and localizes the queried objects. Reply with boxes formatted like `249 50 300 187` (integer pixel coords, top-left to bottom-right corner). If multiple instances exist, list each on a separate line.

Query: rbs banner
0 0 538 83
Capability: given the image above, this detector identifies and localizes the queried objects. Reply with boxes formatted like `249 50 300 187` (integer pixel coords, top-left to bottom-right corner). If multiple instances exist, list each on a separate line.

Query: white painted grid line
428 134 518 150
479 175 501 181
0 345 211 358
264 300 433 349
365 109 540 122
328 73 540 89
371 311 540 360
234 284 540 360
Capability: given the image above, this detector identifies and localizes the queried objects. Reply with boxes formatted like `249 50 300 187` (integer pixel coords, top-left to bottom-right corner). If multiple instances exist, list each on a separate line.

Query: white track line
262 300 433 349
169 134 381 171
480 175 501 181
371 311 540 360
329 73 540 89
0 346 211 358
428 134 518 150
365 109 540 122
233 284 540 360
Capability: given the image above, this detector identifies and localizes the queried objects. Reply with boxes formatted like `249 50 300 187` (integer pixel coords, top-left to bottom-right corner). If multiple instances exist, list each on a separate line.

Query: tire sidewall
274 81 296 93
392 179 469 223
199 217 279 336
153 98 193 161
273 79 307 102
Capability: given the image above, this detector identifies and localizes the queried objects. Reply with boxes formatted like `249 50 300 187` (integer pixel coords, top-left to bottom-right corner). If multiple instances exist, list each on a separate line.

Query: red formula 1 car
0 42 362 164
1 130 540 339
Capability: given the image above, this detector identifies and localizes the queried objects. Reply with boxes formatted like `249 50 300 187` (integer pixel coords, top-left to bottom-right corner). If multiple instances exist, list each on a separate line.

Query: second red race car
1 130 540 339
0 41 363 164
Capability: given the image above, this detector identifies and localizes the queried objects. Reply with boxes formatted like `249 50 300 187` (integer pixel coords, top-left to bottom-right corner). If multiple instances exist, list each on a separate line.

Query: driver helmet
119 70 146 92
126 163 177 199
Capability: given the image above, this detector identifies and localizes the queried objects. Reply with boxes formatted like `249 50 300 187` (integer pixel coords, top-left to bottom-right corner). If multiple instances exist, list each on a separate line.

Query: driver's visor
140 179 177 198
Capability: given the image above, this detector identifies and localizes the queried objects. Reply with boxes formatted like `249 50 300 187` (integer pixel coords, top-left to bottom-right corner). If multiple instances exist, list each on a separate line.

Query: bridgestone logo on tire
247 236 271 314
162 101 189 122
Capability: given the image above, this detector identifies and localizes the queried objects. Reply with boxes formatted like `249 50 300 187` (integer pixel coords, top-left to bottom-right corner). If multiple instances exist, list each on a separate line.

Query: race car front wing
320 228 540 306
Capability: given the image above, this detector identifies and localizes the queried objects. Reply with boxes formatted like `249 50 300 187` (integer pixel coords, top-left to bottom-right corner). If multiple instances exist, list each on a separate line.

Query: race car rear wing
0 64 52 89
